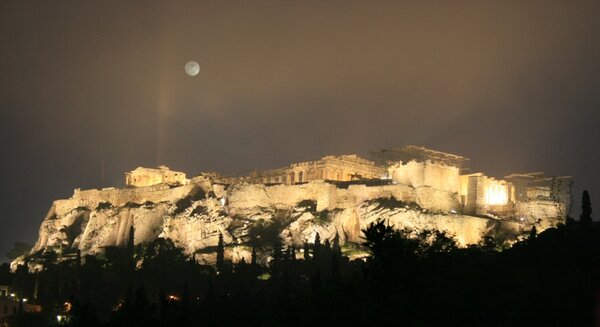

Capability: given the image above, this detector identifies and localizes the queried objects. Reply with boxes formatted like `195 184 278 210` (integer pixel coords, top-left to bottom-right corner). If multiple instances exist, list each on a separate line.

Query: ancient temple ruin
125 165 188 187
246 154 385 184
228 145 571 222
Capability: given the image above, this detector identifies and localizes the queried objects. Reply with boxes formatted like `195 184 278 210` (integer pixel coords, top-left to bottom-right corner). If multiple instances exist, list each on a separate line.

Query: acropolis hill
21 146 572 268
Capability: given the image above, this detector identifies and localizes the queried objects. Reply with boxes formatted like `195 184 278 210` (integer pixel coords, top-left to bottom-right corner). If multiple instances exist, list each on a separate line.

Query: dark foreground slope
3 217 600 327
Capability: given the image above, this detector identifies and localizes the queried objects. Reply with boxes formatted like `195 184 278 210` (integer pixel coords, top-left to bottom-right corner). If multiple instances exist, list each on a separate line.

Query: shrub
297 199 317 212
96 202 112 211
369 196 421 211
124 202 142 208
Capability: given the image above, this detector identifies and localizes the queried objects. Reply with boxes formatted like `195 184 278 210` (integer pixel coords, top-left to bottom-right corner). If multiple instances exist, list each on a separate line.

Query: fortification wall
53 182 212 216
388 161 460 194
226 180 458 215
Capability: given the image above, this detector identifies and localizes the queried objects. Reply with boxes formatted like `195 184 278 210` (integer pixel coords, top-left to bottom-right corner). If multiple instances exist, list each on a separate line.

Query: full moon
185 61 200 76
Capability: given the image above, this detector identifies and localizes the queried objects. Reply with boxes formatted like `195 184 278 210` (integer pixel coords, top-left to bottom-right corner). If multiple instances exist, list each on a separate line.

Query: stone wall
388 160 460 194
32 177 479 258
226 180 460 217
515 200 567 230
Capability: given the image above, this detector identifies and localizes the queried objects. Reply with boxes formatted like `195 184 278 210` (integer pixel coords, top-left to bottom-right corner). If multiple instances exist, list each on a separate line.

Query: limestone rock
24 177 551 267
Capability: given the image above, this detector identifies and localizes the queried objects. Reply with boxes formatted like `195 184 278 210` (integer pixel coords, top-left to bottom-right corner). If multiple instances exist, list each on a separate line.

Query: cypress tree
126 226 135 277
251 245 257 266
332 232 341 257
303 241 310 261
313 233 321 259
216 232 224 273
271 239 283 277
580 190 592 224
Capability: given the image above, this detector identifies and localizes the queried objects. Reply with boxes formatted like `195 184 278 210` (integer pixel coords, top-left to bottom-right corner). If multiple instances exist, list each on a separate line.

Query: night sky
1 1 599 262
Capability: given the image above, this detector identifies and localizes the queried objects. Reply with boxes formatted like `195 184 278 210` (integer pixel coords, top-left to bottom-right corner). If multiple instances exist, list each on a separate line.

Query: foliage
190 205 208 216
247 219 285 249
173 189 207 215
368 196 422 211
315 210 330 225
124 202 142 208
296 199 316 211
216 233 224 273
173 197 193 214
96 202 112 211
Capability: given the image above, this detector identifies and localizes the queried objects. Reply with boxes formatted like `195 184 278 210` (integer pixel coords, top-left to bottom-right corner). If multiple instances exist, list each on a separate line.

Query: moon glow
185 61 200 76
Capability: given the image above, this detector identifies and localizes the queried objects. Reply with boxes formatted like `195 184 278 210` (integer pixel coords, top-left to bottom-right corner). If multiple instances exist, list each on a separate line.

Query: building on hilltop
505 172 572 223
370 145 470 169
247 154 386 184
125 165 188 187
120 146 571 223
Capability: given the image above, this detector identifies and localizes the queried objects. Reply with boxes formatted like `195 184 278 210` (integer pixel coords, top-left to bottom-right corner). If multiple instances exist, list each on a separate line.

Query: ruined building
125 165 188 187
242 145 571 223
19 145 571 269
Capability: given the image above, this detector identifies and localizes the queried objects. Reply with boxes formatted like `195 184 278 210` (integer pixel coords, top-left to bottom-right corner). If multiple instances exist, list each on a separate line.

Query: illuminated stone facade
118 147 571 222
388 160 461 194
248 154 386 184
125 166 188 187
370 145 469 168
460 174 514 217
118 148 571 222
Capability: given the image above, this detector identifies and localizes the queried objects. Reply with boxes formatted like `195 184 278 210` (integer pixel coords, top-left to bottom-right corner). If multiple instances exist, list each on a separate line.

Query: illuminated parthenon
247 154 385 184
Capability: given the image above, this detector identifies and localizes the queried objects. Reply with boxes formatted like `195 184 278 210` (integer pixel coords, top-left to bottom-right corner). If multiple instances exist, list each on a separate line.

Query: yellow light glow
485 184 508 205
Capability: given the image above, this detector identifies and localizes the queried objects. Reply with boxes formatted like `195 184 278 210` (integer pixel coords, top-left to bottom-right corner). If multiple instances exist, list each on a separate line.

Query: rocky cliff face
26 177 529 266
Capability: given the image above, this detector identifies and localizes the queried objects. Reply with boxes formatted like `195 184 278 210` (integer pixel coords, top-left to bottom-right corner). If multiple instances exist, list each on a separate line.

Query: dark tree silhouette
313 233 321 259
529 226 538 240
332 232 341 256
251 245 257 266
303 241 310 261
361 219 396 259
216 232 224 273
271 238 283 277
9 210 600 327
580 190 592 224
125 226 135 280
